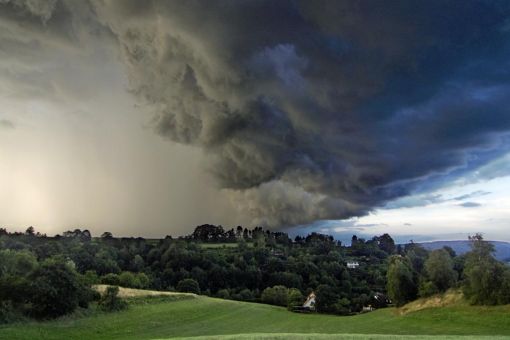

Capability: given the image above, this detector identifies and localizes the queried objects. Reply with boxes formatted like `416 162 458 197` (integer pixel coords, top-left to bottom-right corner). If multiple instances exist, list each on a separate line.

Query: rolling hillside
418 240 510 261
1 290 510 339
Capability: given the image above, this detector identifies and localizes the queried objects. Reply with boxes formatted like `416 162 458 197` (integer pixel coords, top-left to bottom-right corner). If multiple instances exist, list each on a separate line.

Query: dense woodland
1 225 509 323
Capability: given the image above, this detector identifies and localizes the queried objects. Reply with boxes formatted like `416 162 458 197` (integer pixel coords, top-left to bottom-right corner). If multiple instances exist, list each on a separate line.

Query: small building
292 292 316 313
362 305 375 313
347 261 359 269
303 292 316 309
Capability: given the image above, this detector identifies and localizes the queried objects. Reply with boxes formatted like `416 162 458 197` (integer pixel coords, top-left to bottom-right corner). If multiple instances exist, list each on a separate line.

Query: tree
101 273 120 286
424 249 457 292
132 255 145 272
28 258 90 318
463 234 510 305
315 284 339 313
374 233 396 254
386 256 416 306
101 232 113 239
98 286 127 312
176 278 200 294
287 288 304 310
25 227 35 236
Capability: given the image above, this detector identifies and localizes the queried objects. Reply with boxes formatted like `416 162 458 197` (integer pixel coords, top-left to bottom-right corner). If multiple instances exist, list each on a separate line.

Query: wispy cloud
459 202 482 208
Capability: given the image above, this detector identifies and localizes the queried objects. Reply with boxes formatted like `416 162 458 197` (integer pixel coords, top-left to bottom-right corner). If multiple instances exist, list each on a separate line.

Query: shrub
237 288 255 301
176 278 200 294
216 289 230 299
28 258 89 319
101 273 120 286
261 285 288 306
98 286 127 312
119 271 137 288
287 288 304 310
0 301 24 324
419 280 439 298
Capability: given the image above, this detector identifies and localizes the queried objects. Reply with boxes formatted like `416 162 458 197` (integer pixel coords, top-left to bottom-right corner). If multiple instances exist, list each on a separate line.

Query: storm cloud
3 0 510 228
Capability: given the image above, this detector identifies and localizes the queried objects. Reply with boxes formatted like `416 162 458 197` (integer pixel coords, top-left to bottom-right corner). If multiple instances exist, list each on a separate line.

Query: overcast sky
2 1 510 241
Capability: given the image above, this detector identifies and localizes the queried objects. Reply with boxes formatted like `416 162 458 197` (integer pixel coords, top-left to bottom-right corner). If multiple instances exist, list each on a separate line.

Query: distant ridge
418 240 510 262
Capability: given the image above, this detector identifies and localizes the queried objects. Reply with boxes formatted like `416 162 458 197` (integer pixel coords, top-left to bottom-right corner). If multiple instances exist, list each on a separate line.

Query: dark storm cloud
3 0 510 227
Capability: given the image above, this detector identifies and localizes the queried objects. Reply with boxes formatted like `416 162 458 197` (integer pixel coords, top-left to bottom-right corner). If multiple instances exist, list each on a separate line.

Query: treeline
0 225 391 320
0 225 509 323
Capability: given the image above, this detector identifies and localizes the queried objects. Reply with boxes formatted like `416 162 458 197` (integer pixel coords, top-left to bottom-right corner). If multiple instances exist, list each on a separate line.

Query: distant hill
418 240 510 262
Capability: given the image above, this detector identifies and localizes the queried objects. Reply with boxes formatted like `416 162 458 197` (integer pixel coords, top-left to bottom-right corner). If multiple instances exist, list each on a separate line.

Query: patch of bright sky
289 166 510 244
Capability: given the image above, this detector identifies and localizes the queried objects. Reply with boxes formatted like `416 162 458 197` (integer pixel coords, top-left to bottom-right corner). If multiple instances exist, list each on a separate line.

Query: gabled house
303 292 316 310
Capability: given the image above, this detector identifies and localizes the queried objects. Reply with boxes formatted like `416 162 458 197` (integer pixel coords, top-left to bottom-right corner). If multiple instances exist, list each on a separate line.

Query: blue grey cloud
459 202 482 208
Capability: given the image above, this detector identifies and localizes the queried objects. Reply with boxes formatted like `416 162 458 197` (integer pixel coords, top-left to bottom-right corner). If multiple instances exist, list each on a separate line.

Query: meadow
1 291 509 340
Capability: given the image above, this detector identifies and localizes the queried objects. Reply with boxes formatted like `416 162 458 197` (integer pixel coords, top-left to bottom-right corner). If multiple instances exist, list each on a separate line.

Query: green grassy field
1 293 510 340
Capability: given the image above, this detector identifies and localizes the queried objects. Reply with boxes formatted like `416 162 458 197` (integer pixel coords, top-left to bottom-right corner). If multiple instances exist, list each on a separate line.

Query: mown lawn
1 296 510 339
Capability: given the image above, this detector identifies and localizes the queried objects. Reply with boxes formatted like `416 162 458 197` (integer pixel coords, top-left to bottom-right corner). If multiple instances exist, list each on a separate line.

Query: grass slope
1 294 510 339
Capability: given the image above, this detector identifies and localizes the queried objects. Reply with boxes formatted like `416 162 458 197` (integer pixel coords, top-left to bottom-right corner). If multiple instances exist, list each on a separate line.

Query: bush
176 278 200 294
419 280 439 298
261 285 288 306
98 286 127 312
28 258 89 319
287 288 304 310
237 288 255 301
216 289 230 299
119 271 137 288
101 273 120 286
0 301 24 324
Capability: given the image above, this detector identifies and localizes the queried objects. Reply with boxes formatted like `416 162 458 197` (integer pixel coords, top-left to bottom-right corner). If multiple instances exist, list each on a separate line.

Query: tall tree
424 249 457 292
463 234 510 305
386 256 416 306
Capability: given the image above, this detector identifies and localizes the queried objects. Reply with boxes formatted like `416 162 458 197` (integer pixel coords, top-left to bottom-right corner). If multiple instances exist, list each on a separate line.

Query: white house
347 261 359 269
303 292 316 310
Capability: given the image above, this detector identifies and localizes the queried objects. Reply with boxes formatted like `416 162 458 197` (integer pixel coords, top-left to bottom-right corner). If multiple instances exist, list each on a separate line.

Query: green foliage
462 234 510 305
287 288 304 309
28 257 91 319
386 256 416 306
176 278 200 294
101 273 121 286
82 270 99 285
98 286 128 312
423 249 457 292
315 284 339 314
0 249 38 277
234 288 255 301
216 289 231 299
418 280 439 298
261 285 289 306
0 301 24 324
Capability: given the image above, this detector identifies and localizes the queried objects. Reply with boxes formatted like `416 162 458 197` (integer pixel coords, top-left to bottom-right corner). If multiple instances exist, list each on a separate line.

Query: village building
302 292 316 310
346 261 359 269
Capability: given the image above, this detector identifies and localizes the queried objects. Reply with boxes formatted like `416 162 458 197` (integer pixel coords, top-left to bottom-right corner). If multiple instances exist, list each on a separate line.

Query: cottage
302 292 316 310
346 261 359 269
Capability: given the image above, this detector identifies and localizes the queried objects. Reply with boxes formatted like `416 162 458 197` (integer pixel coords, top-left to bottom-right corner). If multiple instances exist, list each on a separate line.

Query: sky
1 0 510 241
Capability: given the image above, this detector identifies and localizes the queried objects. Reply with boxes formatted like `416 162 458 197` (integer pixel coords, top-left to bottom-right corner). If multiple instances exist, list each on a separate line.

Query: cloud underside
2 0 510 227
